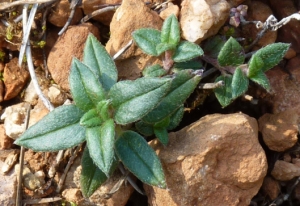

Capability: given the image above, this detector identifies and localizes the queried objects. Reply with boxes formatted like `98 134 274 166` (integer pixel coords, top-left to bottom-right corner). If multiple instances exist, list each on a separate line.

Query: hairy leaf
135 120 154 136
214 75 233 107
231 67 249 98
80 109 103 128
132 28 161 56
142 64 167 77
154 127 169 146
83 34 118 90
14 105 85 151
69 58 106 112
156 42 176 55
218 37 245 66
161 14 180 46
109 78 171 125
247 54 264 78
167 105 184 130
115 131 166 188
202 35 226 58
249 70 271 91
172 41 204 62
86 119 115 176
81 147 108 197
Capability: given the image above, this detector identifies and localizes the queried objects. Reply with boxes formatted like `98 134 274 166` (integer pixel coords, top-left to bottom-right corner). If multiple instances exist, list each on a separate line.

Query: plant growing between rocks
14 14 289 198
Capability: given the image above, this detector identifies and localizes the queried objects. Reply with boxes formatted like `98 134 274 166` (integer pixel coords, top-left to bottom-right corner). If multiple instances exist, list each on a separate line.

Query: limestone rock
0 160 16 206
265 55 300 113
271 160 300 181
48 0 83 27
159 3 180 20
82 0 122 25
47 23 100 91
145 113 267 206
258 109 299 152
1 103 27 139
3 58 30 101
180 0 230 43
242 1 277 50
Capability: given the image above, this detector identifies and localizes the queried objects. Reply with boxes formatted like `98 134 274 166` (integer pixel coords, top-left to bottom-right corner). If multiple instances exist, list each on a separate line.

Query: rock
15 164 45 190
180 0 230 43
159 3 180 20
145 113 267 206
0 124 13 149
48 0 83 27
24 150 48 172
242 1 277 50
284 48 296 59
1 150 18 174
261 176 280 200
62 188 83 204
23 81 38 106
1 102 28 139
258 109 299 152
82 0 122 25
47 23 100 91
47 85 67 106
3 58 30 101
28 99 49 128
271 160 300 181
106 0 163 59
269 0 300 53
63 154 134 205
265 55 300 113
0 159 17 206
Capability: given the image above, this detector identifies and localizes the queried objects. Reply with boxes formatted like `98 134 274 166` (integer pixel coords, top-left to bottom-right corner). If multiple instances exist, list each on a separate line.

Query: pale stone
47 85 67 106
271 160 300 181
258 109 299 152
0 160 16 205
180 0 230 43
145 113 267 206
159 3 180 20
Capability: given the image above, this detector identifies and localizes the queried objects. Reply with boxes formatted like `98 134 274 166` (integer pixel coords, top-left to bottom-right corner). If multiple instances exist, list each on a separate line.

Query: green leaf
202 35 226 58
231 67 249 98
214 75 233 107
173 60 203 71
80 109 103 128
132 28 161 56
142 64 167 77
96 100 110 121
248 54 264 78
218 37 245 66
81 147 108 197
167 105 184 130
156 43 176 55
86 119 115 176
161 14 180 46
252 43 289 72
154 127 169 146
135 121 154 136
115 131 166 188
172 41 204 62
142 70 201 124
14 105 85 151
69 58 106 112
249 70 271 91
109 77 171 125
83 34 118 91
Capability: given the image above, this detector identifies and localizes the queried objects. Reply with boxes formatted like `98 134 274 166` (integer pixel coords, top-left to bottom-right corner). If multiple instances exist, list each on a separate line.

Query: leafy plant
15 14 203 198
204 36 289 107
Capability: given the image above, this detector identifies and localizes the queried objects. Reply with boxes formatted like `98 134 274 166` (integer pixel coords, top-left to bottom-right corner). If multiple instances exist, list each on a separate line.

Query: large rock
180 0 229 43
145 113 267 206
47 23 100 91
258 109 299 152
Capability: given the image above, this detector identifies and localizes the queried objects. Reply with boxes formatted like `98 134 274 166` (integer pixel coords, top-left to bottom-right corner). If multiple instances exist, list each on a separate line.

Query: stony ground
0 0 300 205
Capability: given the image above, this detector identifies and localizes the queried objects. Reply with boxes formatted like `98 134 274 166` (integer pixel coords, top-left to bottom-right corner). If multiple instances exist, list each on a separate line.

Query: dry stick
22 197 62 204
81 5 119 23
58 0 81 35
56 145 81 193
113 40 133 60
198 80 224 89
0 0 58 10
16 103 31 206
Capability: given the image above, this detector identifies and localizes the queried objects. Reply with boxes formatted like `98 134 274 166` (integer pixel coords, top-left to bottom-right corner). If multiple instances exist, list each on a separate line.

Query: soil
0 0 300 206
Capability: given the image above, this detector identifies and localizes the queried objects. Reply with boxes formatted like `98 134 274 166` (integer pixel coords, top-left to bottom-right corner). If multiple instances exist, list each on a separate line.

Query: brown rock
258 109 299 152
159 3 180 20
0 124 13 149
180 0 230 43
47 23 100 91
242 1 277 50
106 0 163 59
269 0 300 53
28 99 49 128
63 155 134 205
82 0 122 25
271 160 300 181
265 55 300 113
3 58 30 101
261 176 280 200
284 48 296 59
62 188 83 204
48 0 83 27
145 113 267 206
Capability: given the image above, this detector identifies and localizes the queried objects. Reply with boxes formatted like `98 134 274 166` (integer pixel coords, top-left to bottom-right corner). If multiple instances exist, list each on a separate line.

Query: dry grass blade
0 0 58 10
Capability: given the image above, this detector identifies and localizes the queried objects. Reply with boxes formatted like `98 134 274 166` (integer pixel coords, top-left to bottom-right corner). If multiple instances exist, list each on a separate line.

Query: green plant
15 15 203 197
203 36 289 107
